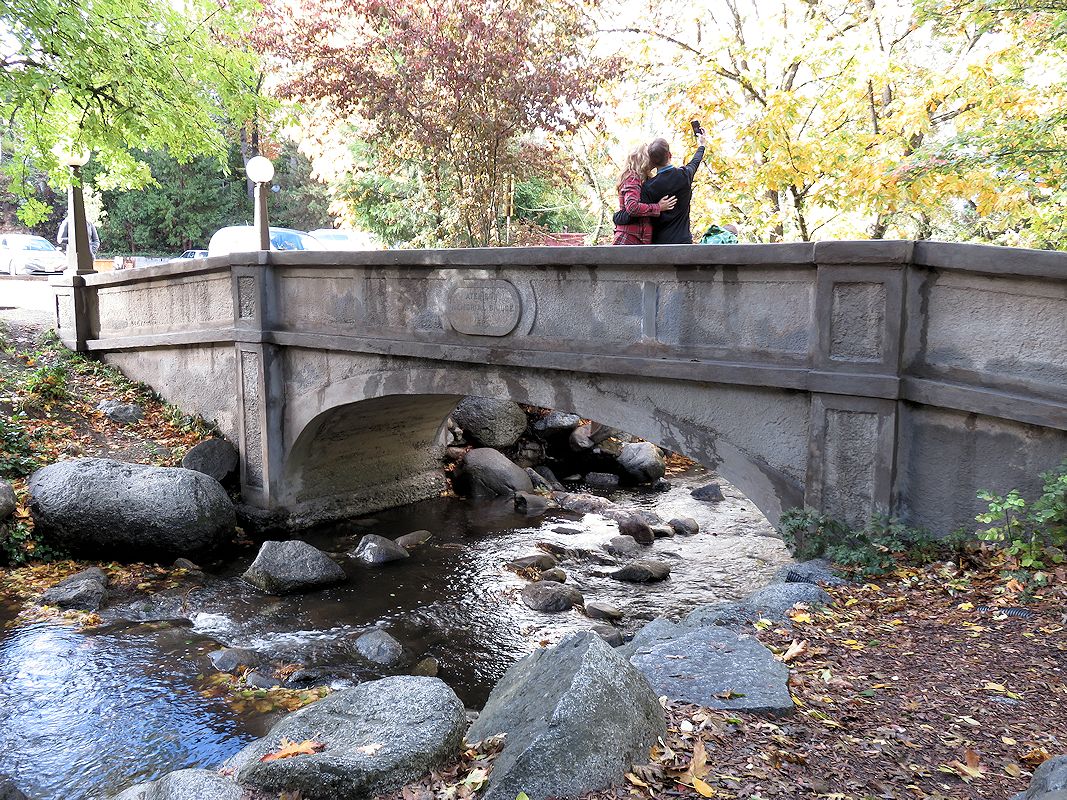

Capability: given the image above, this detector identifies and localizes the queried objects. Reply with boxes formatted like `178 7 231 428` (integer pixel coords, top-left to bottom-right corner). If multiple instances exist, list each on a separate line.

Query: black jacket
640 146 705 244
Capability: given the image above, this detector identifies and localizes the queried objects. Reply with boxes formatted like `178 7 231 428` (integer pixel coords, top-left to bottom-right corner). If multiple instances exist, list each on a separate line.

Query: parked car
207 226 325 257
308 229 380 251
0 234 67 275
177 249 209 260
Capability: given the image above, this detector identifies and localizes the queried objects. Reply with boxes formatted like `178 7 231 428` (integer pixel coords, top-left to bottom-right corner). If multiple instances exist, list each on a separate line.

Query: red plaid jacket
611 172 662 245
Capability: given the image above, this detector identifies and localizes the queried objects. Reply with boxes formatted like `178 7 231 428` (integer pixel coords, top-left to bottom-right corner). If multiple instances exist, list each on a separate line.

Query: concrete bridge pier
54 241 1067 536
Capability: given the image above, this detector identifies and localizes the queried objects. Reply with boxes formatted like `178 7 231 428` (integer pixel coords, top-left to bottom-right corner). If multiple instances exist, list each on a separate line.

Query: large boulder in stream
450 396 528 448
242 540 346 594
456 448 532 499
234 676 467 800
28 458 235 560
617 442 666 484
180 438 239 483
111 769 242 800
467 631 664 800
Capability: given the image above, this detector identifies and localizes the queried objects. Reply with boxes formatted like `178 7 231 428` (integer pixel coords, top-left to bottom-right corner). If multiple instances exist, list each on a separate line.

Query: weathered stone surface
691 483 725 502
630 627 794 716
111 769 242 800
356 629 405 666
468 631 664 800
180 438 239 483
508 553 557 571
395 529 432 549
619 515 654 545
1021 756 1067 799
650 523 675 538
97 399 143 425
603 535 640 557
513 492 556 516
619 617 684 659
412 657 439 677
40 566 108 610
235 677 467 800
687 582 832 628
451 397 528 448
29 459 235 559
585 472 620 490
532 411 582 436
0 774 29 800
668 517 699 536
209 647 263 673
585 602 623 622
520 580 583 612
612 559 671 583
617 442 666 484
0 481 16 521
552 525 583 535
242 540 346 594
354 534 411 564
773 559 847 586
539 567 567 583
457 448 533 499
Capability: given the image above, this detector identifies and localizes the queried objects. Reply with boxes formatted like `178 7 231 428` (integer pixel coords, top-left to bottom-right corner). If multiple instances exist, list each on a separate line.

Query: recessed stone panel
829 282 886 362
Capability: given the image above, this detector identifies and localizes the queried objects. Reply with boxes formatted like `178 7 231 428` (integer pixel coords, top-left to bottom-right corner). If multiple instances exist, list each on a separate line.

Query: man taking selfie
641 126 706 244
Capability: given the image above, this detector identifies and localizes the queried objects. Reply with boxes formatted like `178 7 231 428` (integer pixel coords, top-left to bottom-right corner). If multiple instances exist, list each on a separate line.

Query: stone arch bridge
52 241 1066 534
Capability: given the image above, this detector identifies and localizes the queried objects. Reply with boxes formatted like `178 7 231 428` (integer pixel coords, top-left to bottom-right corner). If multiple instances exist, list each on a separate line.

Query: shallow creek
0 468 790 800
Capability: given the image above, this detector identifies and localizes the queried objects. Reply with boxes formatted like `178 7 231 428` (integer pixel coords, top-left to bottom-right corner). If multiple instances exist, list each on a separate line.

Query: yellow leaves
675 738 715 797
982 681 1023 700
957 602 975 611
260 738 325 762
941 749 987 782
788 607 813 624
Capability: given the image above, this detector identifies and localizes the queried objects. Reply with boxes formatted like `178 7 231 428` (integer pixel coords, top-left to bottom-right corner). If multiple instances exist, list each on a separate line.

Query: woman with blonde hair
611 144 676 245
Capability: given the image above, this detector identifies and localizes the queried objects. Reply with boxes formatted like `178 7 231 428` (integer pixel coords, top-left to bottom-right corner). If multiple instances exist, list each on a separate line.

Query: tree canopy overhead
257 0 614 246
0 0 268 222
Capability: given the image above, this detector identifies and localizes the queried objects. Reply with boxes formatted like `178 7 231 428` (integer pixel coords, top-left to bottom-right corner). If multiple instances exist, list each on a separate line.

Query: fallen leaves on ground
260 738 326 762
383 560 1064 800
377 735 506 800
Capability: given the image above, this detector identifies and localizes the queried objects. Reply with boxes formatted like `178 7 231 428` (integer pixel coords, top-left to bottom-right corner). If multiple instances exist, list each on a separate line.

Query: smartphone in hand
691 120 703 138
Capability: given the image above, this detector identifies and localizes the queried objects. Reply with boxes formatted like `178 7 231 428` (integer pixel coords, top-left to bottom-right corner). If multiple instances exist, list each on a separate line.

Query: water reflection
0 617 258 800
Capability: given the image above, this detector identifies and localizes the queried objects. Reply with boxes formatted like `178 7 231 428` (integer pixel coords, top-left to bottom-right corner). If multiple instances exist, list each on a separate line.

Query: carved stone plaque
446 279 521 336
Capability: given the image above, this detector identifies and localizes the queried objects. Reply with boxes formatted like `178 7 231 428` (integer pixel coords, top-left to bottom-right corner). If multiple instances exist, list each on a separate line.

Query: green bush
778 509 935 576
0 416 38 479
976 460 1067 569
23 363 69 404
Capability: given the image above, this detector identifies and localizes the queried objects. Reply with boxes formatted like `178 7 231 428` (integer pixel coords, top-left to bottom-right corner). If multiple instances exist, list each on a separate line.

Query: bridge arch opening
277 360 808 530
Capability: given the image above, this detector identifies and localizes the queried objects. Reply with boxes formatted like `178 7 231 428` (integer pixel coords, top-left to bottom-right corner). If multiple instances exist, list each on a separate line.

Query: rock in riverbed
520 581 583 612
450 397 528 448
354 534 410 564
111 768 242 800
395 530 432 549
29 458 235 560
242 540 346 594
456 449 533 499
612 559 671 583
356 629 405 666
234 676 467 800
40 567 108 611
617 441 666 484
180 438 239 483
468 631 664 800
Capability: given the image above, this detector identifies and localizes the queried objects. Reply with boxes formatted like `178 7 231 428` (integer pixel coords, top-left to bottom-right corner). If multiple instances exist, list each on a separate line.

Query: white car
308 229 380 251
0 234 67 275
207 226 326 257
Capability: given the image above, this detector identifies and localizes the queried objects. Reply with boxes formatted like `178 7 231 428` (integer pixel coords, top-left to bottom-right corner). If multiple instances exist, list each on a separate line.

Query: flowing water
0 468 790 800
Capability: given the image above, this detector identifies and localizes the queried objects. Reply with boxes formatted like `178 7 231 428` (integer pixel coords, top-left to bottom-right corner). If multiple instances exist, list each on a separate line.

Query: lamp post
246 155 275 251
57 148 94 275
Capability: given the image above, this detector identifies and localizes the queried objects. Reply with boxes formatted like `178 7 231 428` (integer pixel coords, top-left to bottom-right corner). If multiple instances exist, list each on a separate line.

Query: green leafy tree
0 0 267 222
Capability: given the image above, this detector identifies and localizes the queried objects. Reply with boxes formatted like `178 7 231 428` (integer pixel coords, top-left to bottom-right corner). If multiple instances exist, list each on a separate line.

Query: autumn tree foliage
602 0 1067 248
257 0 613 246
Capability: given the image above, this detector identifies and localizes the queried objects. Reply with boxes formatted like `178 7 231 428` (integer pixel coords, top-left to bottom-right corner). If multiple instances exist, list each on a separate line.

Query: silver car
1 234 67 275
